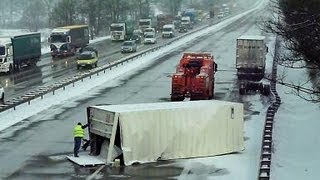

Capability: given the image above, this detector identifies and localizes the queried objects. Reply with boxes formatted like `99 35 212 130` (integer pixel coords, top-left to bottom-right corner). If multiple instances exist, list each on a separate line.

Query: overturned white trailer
69 100 244 166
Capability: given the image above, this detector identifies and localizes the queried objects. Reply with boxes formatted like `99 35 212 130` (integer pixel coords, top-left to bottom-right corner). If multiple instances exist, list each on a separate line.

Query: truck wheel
95 62 98 67
239 87 245 95
262 84 271 96
8 64 13 73
1 93 4 104
77 65 80 70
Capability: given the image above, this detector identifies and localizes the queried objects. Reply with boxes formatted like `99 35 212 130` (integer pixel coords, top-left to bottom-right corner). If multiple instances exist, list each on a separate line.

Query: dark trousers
74 137 82 157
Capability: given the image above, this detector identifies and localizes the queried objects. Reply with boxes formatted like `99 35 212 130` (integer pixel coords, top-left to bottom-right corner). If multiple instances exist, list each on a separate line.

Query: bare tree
265 0 320 102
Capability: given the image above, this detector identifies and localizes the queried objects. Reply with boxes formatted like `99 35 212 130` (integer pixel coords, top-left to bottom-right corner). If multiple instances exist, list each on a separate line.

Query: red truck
171 53 217 101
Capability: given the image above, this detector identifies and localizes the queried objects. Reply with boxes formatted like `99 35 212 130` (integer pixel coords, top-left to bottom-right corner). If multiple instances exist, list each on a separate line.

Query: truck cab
110 23 126 41
49 25 89 58
143 28 156 37
139 19 152 32
0 38 13 73
49 28 74 58
181 16 193 29
162 24 175 38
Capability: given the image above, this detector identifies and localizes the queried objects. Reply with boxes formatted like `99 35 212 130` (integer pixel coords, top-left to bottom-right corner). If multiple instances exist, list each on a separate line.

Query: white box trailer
69 100 244 166
236 36 268 80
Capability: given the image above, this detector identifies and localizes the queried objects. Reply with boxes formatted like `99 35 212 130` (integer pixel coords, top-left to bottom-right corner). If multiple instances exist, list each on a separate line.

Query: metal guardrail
0 20 214 113
257 37 281 180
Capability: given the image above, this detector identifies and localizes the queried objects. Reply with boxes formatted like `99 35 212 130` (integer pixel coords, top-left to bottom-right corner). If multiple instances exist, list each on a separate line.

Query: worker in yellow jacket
73 122 89 157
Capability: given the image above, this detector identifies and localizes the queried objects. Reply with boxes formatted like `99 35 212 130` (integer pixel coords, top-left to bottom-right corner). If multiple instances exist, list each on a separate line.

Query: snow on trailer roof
237 35 265 40
92 100 241 113
0 32 40 39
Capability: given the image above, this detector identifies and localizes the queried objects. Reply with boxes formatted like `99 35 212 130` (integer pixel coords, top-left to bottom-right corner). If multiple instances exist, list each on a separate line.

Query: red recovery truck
171 53 217 101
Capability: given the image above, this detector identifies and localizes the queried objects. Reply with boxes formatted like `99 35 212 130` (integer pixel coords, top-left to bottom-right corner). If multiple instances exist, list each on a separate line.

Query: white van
143 27 156 36
162 24 175 38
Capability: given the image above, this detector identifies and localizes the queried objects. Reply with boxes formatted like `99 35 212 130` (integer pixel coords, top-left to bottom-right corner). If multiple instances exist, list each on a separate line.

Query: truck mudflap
239 81 270 96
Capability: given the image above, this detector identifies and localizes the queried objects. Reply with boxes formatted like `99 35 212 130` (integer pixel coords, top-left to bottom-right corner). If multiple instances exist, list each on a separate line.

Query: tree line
266 0 320 102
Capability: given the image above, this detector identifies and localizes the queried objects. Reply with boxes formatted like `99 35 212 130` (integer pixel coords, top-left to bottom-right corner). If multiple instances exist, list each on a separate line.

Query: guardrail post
63 86 65 90
28 101 30 105
41 95 43 99
73 82 75 87
53 90 55 95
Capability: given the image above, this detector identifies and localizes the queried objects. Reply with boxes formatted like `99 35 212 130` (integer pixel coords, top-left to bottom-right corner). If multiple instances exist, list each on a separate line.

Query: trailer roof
60 25 88 30
237 35 265 40
0 32 40 39
92 100 242 113
0 37 11 44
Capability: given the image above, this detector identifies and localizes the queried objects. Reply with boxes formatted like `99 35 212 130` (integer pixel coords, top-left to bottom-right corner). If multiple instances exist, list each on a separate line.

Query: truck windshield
0 46 5 55
182 20 189 23
145 35 154 38
145 29 153 32
139 21 150 26
110 26 124 31
163 28 172 32
60 44 68 51
51 35 67 43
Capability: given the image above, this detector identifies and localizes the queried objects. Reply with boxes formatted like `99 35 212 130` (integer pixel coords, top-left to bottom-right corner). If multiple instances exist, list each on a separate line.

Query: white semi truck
236 36 270 95
138 18 152 32
67 100 244 166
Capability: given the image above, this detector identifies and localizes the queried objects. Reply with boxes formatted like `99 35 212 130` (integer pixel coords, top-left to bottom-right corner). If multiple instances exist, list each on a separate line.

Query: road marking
86 164 105 180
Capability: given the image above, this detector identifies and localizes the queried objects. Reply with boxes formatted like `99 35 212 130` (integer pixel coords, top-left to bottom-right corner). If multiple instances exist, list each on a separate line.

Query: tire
95 62 98 68
77 65 80 70
1 93 4 104
262 84 271 96
8 64 13 74
239 87 245 95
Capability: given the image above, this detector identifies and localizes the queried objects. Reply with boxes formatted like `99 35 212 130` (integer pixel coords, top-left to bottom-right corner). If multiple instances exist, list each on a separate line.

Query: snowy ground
270 43 320 180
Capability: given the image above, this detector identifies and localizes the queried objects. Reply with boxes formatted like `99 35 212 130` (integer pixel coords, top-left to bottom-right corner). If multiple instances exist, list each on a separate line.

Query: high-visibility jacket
73 125 84 137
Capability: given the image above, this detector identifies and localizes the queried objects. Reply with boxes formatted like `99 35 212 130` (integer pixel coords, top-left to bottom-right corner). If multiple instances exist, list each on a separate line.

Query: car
131 34 142 44
217 11 225 19
0 84 4 104
144 34 157 44
77 51 98 69
121 40 137 53
179 26 188 33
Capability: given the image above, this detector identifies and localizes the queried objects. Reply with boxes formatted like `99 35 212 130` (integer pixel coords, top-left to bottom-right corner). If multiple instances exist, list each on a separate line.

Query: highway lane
0 19 217 103
0 2 271 179
0 0 254 104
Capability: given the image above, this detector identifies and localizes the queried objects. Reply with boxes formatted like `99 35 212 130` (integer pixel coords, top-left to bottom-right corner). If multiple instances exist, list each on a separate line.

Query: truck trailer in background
0 33 41 73
48 25 89 58
236 36 270 95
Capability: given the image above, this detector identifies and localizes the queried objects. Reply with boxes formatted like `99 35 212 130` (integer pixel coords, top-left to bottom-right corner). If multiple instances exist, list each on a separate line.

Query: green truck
0 33 41 73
